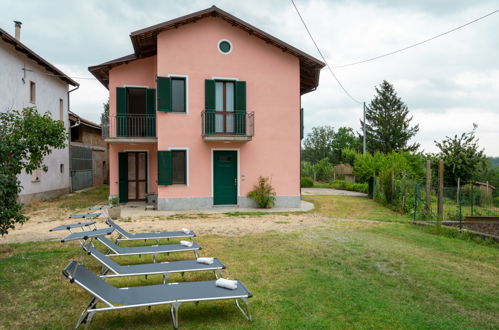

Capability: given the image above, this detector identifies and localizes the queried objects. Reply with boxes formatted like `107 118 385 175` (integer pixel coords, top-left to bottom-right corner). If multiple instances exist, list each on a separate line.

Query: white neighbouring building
0 22 79 203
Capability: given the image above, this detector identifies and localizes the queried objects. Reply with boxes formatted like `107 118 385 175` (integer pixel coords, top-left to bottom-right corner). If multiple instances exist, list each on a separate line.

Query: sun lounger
97 236 201 261
83 244 224 282
62 261 252 329
50 221 97 233
61 228 115 243
105 218 196 243
69 212 101 219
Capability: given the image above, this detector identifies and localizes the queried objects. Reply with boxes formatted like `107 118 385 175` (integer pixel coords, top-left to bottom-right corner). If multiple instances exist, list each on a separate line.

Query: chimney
14 21 22 41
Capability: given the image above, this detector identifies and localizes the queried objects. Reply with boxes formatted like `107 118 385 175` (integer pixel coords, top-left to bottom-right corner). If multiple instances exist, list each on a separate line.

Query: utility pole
363 102 366 154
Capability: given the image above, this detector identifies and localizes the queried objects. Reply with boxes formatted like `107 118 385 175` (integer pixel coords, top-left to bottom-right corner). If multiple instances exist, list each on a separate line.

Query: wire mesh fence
371 177 499 221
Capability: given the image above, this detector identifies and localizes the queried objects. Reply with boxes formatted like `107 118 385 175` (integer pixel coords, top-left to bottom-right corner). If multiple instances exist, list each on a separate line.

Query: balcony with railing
201 110 254 141
102 114 156 143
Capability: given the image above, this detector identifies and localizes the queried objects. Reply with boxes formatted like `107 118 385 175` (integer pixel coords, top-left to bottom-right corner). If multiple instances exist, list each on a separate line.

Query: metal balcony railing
105 114 156 138
201 110 254 138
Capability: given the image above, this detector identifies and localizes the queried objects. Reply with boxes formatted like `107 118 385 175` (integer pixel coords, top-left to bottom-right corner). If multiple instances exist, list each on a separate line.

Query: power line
25 68 97 80
332 8 499 69
291 0 362 105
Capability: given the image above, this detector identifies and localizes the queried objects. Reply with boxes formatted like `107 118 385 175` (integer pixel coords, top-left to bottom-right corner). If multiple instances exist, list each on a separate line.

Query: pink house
89 6 324 210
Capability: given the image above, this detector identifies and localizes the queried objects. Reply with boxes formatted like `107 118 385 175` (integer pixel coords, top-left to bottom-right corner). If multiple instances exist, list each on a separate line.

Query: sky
1 0 498 156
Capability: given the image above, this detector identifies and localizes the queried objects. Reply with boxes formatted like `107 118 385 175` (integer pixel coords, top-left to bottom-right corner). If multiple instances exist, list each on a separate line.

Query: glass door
215 81 235 134
127 152 147 201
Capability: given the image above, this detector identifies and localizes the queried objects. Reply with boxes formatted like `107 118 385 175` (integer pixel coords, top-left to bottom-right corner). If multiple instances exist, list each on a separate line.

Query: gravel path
0 208 332 244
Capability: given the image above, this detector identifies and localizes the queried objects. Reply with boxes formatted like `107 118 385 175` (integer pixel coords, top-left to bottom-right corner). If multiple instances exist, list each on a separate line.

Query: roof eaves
0 28 79 86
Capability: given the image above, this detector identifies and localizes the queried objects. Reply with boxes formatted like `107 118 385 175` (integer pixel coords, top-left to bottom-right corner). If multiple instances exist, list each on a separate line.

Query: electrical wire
24 68 97 80
332 9 499 68
291 0 362 105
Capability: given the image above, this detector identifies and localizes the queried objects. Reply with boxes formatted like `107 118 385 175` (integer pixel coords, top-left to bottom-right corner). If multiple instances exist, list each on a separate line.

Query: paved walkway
121 200 314 217
301 188 367 197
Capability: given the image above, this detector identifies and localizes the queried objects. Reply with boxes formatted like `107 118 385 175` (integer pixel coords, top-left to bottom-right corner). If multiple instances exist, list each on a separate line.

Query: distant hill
489 157 499 168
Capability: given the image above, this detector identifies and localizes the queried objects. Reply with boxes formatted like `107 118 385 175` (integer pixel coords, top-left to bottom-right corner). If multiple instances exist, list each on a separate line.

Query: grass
23 185 109 212
305 195 412 222
1 222 497 329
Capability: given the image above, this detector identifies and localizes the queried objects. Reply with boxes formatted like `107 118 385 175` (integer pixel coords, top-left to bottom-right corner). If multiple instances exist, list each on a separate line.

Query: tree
302 126 361 164
434 124 486 186
302 126 335 164
361 80 419 153
0 108 67 236
101 99 109 134
331 127 362 163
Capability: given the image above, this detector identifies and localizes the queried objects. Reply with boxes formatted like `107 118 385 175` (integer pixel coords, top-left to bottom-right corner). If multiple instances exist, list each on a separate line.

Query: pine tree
361 80 419 153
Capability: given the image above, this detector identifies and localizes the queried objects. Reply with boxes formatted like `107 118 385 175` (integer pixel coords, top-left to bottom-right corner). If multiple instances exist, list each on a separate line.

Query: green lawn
304 195 412 222
1 221 497 329
22 184 109 213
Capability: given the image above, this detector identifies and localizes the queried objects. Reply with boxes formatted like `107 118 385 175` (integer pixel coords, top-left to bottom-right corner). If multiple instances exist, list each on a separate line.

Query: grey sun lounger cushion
70 213 101 219
62 261 252 329
50 221 96 231
83 244 224 277
61 228 114 243
97 236 201 256
106 218 196 241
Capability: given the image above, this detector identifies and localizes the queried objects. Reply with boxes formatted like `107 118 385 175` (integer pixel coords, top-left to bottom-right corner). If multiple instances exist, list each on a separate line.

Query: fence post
437 160 444 230
425 160 431 218
471 183 474 216
413 183 419 221
457 178 462 229
402 173 406 211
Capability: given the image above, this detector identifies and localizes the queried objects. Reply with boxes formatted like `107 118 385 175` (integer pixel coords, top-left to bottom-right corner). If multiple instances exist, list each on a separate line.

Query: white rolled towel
216 278 238 290
197 257 214 265
181 228 191 235
180 240 193 247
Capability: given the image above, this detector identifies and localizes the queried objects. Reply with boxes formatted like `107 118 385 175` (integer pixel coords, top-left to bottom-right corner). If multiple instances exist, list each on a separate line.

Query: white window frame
168 147 189 186
59 98 64 121
217 39 233 55
167 74 189 114
29 80 36 104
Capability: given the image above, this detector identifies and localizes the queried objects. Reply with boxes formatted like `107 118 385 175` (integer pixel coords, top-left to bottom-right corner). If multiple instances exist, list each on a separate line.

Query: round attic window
218 40 232 54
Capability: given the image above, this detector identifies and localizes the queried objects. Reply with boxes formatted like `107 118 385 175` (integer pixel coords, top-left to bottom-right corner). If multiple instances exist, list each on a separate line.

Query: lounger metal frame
63 261 252 329
97 236 201 261
83 244 224 283
104 218 196 244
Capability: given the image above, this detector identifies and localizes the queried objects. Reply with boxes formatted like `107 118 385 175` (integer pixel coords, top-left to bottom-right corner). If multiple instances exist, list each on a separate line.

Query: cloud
1 0 498 155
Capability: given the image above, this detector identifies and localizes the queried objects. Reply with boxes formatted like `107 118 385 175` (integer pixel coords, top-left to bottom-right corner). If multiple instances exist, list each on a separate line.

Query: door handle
234 178 238 186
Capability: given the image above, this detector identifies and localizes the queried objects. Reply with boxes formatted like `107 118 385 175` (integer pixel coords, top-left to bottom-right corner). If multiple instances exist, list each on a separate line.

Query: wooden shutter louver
158 150 172 185
157 77 172 112
235 81 246 135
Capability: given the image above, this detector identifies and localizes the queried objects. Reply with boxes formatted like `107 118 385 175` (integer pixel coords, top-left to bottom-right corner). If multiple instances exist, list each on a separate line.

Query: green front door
213 151 237 205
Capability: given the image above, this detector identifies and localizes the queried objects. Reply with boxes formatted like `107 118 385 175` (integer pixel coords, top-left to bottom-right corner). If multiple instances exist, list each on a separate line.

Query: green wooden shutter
118 152 128 203
205 80 216 135
235 81 246 135
157 77 172 112
158 150 172 185
146 88 156 137
300 108 304 140
116 87 127 136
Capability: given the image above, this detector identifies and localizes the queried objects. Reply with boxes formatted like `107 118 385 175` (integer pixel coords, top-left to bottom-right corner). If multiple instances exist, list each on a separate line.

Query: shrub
109 196 120 206
247 176 276 208
328 180 368 193
300 177 314 188
315 157 334 182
